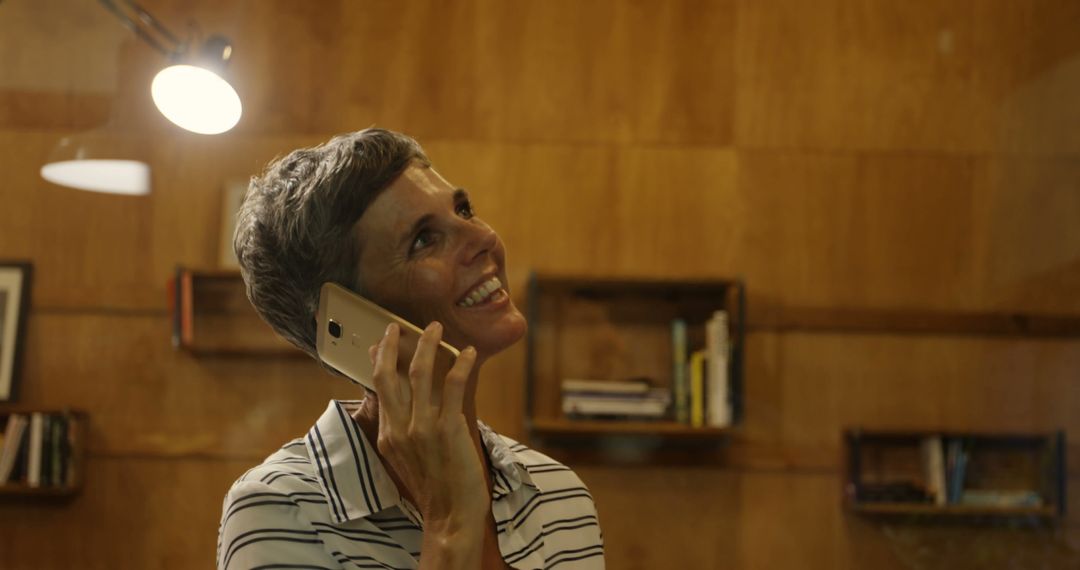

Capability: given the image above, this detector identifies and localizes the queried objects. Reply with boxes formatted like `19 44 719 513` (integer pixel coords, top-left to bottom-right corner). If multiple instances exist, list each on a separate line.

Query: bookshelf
844 429 1066 520
524 273 744 446
0 409 87 500
169 267 303 356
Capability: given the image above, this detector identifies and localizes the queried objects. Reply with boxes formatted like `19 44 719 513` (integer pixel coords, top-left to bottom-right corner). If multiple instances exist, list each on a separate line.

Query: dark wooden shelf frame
524 273 745 447
169 267 305 357
0 408 88 500
844 428 1066 521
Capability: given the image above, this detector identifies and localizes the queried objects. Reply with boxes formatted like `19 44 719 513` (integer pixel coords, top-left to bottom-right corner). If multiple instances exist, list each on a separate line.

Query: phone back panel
316 282 459 392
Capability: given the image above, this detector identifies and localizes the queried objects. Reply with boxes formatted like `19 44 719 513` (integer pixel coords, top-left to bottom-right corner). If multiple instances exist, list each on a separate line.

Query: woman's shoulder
493 433 593 493
226 437 321 499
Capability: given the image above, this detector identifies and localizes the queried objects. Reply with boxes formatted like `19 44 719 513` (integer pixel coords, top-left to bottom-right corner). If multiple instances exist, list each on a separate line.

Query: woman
218 129 605 570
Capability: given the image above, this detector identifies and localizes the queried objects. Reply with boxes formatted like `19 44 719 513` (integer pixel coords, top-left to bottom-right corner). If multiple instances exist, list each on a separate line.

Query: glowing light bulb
151 64 242 135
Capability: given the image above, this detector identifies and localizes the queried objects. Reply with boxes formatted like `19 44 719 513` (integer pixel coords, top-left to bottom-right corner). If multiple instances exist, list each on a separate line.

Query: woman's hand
371 321 488 536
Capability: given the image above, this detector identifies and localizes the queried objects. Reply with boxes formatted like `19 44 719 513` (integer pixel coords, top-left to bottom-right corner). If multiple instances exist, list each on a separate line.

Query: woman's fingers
409 321 441 417
372 324 404 413
441 346 476 419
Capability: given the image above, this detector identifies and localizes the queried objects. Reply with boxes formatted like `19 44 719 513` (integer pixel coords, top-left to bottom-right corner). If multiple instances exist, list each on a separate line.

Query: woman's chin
467 315 528 360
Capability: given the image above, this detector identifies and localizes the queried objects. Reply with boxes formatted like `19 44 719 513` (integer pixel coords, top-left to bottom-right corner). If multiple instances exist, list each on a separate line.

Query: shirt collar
306 400 540 524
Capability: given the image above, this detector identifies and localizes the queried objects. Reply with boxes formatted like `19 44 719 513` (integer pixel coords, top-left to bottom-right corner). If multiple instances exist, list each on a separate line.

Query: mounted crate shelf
844 429 1066 521
524 273 744 456
0 409 87 501
168 267 302 356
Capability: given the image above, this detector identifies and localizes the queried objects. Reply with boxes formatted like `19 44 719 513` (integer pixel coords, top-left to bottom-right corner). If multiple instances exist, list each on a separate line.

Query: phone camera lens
328 320 342 338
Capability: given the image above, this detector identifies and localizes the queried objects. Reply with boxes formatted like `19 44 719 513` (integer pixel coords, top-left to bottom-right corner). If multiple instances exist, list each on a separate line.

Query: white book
562 378 651 395
0 414 28 484
705 311 732 427
27 413 44 487
563 397 668 417
564 389 671 404
920 436 946 506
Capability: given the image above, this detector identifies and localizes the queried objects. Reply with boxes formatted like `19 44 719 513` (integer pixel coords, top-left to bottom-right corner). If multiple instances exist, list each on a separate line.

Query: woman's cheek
406 264 453 319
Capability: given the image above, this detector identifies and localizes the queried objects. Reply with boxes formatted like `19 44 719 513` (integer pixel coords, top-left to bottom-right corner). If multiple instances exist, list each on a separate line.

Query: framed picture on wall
0 261 32 402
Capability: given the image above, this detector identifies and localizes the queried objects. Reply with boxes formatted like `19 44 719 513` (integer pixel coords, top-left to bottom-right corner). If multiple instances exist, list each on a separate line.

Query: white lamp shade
151 64 242 135
40 159 151 195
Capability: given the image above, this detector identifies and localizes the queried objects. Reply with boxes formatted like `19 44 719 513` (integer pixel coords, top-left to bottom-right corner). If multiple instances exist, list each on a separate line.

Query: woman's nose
458 220 498 265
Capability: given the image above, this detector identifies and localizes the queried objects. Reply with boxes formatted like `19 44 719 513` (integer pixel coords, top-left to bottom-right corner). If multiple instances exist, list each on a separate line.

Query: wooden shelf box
0 409 87 500
169 267 302 356
524 273 745 445
844 429 1066 521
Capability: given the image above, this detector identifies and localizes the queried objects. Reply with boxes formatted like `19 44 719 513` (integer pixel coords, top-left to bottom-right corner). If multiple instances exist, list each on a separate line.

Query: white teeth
458 276 503 307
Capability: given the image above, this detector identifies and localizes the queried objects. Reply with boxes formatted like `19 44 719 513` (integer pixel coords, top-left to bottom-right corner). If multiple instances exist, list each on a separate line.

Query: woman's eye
456 199 475 219
410 230 434 253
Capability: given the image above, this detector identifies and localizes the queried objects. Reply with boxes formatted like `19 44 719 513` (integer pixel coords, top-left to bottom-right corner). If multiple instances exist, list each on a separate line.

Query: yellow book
689 349 707 428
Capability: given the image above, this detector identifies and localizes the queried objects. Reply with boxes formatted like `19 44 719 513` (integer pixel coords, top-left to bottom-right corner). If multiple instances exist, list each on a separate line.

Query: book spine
689 349 707 428
27 412 44 487
561 378 650 395
50 414 63 487
706 311 732 427
180 269 195 347
11 425 30 483
57 414 70 488
40 415 53 487
920 436 946 506
671 319 689 424
0 414 26 484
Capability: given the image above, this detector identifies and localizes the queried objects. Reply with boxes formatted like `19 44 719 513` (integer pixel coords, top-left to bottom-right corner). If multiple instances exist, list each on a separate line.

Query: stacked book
0 411 78 488
561 379 671 420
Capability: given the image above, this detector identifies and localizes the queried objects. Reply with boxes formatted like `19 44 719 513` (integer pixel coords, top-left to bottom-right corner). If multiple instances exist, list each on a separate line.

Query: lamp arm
98 0 185 59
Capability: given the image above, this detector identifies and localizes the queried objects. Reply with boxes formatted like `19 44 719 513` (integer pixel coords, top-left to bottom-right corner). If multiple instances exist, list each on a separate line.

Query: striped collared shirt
217 400 605 570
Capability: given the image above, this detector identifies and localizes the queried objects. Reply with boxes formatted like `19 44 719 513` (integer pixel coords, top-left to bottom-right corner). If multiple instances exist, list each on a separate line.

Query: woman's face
353 163 527 360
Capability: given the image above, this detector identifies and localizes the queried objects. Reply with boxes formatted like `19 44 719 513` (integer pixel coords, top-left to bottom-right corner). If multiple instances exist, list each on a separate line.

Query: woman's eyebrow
398 188 471 246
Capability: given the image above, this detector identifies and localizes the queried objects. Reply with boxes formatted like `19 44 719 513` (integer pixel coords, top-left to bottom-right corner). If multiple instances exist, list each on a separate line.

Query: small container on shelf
524 273 744 446
0 408 87 500
843 429 1065 521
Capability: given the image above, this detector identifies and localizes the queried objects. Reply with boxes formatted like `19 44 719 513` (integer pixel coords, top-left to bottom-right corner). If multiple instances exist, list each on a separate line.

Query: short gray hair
234 128 429 359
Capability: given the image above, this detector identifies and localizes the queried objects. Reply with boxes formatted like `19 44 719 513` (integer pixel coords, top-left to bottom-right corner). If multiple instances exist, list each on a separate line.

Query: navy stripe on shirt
334 403 383 514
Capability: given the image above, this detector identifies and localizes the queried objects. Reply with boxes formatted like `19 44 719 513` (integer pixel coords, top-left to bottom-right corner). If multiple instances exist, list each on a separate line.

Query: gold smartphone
315 282 460 393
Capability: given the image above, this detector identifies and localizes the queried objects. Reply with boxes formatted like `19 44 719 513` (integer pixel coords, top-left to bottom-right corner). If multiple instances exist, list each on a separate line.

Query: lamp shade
151 64 242 135
39 135 152 195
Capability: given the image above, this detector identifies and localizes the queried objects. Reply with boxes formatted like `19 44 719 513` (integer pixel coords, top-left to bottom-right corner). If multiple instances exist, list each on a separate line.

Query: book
180 269 194 346
689 349 707 428
944 438 970 504
920 436 946 506
27 413 45 487
705 311 732 427
56 414 70 487
959 490 1042 508
66 412 79 487
561 378 651 396
40 415 53 487
563 396 670 418
671 319 689 424
50 414 65 487
0 414 28 484
11 426 30 483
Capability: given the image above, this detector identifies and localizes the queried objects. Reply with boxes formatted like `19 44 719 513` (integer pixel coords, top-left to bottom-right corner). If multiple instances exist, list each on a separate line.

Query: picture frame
0 261 32 402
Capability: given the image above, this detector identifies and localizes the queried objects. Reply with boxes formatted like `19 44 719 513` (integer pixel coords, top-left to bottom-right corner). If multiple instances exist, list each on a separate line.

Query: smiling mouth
457 276 504 308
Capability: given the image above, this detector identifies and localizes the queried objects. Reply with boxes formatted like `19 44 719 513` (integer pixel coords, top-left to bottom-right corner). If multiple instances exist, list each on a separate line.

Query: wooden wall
2 0 1080 567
